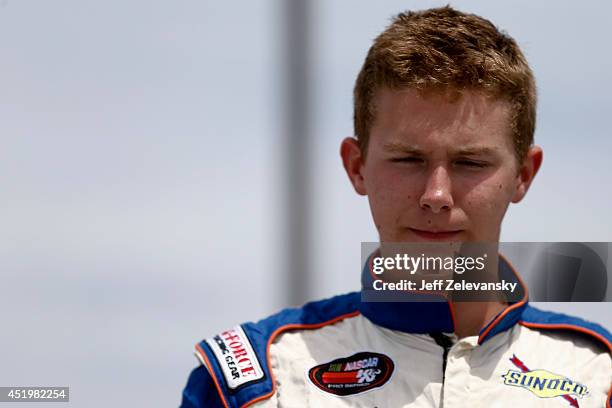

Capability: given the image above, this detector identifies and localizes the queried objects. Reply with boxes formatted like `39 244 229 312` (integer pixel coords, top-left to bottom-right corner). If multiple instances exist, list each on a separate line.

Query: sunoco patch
502 354 588 407
205 325 264 390
307 352 394 396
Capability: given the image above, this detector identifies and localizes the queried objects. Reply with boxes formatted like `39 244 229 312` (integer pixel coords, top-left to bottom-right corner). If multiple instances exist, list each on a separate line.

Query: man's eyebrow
452 146 497 156
382 143 498 156
381 142 423 154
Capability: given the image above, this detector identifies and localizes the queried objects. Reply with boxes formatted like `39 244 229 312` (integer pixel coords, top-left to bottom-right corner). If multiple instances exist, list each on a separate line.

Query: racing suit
180 256 612 407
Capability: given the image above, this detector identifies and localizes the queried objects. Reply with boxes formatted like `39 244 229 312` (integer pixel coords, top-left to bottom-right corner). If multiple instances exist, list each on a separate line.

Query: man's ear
340 137 367 196
512 146 543 203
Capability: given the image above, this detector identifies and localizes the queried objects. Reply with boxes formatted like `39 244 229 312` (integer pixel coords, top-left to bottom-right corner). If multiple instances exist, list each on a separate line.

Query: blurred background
1 0 611 406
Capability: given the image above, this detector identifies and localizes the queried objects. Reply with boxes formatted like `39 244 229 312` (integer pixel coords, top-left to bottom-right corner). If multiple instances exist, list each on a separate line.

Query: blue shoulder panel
180 365 226 408
520 305 612 346
189 292 361 408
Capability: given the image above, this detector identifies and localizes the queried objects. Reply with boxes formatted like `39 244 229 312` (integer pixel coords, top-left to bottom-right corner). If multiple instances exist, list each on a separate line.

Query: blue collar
358 253 529 344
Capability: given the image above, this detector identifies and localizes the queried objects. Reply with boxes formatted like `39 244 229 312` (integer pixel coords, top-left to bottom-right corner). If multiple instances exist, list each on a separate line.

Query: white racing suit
181 257 612 407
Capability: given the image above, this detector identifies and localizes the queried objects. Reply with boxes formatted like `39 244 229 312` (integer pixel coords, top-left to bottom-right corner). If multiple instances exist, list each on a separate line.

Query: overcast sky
1 1 611 407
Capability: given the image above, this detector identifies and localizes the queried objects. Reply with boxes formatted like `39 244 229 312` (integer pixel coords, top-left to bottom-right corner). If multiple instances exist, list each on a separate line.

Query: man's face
341 88 541 243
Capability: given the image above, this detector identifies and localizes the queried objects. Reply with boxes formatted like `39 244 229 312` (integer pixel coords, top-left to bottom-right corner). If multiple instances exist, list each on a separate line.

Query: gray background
1 1 610 407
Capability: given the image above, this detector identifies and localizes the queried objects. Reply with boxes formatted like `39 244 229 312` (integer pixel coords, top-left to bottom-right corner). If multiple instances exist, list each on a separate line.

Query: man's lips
408 228 463 240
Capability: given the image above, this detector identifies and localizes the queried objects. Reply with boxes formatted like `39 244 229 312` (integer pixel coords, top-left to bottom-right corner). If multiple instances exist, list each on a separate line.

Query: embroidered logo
307 352 394 396
502 355 588 407
205 325 264 390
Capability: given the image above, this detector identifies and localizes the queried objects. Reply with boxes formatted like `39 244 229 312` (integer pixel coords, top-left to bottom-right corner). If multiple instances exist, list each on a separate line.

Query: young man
181 7 611 407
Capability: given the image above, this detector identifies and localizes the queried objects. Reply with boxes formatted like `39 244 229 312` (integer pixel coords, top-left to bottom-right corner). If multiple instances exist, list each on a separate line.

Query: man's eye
455 160 488 168
391 157 424 164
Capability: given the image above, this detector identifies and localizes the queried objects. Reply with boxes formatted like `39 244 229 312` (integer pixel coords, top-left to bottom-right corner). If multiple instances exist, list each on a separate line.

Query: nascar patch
205 325 265 390
502 354 588 407
307 352 394 396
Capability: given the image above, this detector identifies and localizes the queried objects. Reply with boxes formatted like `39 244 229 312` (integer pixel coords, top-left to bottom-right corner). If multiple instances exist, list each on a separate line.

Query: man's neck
451 301 508 339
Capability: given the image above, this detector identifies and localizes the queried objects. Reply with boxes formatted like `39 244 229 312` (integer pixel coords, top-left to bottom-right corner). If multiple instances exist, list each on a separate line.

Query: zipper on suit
429 332 454 406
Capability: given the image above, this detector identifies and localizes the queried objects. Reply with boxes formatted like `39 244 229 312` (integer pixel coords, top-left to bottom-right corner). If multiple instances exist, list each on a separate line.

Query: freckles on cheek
368 170 404 203
368 176 409 230
468 182 513 216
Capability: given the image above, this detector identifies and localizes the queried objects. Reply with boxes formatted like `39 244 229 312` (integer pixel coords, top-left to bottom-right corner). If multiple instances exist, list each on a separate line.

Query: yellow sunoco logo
503 355 587 407
502 369 588 398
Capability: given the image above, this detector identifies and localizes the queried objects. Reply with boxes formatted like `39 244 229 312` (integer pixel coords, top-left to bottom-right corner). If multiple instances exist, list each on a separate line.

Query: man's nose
419 166 454 213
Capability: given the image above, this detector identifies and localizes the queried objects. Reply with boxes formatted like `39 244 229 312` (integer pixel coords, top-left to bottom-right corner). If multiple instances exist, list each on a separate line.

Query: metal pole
283 0 311 306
